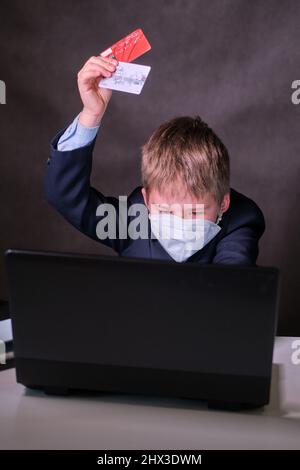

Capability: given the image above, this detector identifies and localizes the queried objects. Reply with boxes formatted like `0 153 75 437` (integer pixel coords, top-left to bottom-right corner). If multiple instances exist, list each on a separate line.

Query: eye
190 211 203 220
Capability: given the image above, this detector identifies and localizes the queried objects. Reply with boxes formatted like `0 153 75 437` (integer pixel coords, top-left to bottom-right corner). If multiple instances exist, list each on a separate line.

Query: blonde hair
141 116 230 205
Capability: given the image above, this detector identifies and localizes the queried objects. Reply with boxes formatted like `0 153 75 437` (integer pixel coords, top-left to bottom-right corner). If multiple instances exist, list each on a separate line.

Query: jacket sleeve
212 198 266 266
44 127 128 253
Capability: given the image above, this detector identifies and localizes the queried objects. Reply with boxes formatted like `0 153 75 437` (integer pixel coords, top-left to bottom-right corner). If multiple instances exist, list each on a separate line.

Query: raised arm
44 55 130 253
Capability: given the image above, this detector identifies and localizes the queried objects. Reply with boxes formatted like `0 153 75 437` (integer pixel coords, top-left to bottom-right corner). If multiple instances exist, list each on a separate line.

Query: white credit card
99 61 151 95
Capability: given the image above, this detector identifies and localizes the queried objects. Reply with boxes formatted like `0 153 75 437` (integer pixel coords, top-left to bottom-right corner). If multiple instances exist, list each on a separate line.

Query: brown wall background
0 0 300 334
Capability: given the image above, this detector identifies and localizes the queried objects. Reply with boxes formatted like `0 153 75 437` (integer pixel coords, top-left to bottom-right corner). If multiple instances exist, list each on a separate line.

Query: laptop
4 248 280 410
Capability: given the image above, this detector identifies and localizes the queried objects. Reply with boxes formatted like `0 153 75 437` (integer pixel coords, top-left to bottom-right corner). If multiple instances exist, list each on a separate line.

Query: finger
79 65 113 78
88 55 118 68
78 68 112 84
82 65 113 75
89 61 117 74
98 55 118 66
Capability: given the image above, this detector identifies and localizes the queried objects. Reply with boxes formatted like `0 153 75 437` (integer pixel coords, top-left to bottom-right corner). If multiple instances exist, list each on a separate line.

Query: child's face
142 184 230 222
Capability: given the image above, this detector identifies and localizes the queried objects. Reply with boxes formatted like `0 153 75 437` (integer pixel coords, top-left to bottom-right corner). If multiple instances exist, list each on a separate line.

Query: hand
77 55 118 126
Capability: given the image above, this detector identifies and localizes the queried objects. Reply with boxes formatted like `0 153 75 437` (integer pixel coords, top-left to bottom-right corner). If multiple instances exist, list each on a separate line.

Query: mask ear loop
216 212 223 224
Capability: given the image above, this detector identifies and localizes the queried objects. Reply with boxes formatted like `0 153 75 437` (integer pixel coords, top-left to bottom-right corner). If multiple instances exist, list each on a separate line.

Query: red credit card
100 28 151 63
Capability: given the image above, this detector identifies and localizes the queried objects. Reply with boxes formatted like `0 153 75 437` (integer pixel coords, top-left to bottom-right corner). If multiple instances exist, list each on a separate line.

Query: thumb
99 87 112 105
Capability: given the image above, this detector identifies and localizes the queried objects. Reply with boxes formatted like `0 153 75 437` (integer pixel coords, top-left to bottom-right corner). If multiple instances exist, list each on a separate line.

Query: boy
44 55 265 265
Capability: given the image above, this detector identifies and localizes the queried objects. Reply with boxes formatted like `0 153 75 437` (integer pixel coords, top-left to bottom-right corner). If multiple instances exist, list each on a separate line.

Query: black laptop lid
5 249 280 379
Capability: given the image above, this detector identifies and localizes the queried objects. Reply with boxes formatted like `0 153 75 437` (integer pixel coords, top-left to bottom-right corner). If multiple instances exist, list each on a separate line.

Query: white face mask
149 212 222 262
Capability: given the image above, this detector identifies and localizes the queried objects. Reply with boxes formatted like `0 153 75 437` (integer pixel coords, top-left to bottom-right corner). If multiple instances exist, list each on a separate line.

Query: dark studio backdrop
0 0 299 334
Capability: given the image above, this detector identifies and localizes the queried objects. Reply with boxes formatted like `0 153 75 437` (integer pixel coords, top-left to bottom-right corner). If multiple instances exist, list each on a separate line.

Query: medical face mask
149 212 222 262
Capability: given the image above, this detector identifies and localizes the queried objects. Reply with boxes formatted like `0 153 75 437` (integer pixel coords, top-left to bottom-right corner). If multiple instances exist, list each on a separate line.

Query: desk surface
0 337 300 450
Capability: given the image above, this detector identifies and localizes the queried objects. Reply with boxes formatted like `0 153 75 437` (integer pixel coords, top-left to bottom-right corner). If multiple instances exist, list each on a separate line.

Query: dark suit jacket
44 127 265 265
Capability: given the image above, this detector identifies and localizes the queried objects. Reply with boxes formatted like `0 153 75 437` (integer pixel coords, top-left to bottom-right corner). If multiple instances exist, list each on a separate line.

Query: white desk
0 337 300 450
